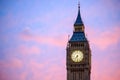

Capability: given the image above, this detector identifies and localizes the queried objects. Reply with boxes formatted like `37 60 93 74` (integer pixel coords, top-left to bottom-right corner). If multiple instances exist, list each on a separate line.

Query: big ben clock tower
66 4 91 80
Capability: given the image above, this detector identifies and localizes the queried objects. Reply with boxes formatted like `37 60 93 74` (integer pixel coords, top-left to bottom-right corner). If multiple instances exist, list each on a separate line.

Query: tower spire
78 0 80 9
74 1 83 26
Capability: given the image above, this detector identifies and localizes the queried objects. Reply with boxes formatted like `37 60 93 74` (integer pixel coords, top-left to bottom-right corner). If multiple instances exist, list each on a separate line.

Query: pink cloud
0 72 9 80
28 60 45 80
19 29 68 47
3 47 40 57
92 59 120 80
0 71 28 80
19 72 28 80
87 26 120 80
0 58 23 70
44 64 66 80
0 58 23 80
91 47 120 80
34 35 67 47
86 26 120 50
27 59 66 80
17 45 41 55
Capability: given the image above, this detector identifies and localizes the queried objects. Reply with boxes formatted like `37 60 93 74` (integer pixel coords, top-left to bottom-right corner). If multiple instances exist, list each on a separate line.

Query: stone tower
66 4 91 80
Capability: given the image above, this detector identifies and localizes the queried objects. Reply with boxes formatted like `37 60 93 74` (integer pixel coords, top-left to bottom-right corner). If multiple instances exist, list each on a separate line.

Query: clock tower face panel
71 50 83 62
66 4 91 80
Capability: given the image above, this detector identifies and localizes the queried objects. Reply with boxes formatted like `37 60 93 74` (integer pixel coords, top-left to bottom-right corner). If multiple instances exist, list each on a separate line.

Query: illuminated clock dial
71 50 83 62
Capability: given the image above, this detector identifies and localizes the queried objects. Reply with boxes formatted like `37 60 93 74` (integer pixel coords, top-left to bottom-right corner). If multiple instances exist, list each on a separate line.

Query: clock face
71 50 83 62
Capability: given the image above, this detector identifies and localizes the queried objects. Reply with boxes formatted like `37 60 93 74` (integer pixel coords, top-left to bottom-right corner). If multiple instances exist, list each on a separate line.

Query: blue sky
0 0 120 80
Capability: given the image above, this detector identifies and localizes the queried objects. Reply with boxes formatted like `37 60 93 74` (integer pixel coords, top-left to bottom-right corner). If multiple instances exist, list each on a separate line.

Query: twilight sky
0 0 120 80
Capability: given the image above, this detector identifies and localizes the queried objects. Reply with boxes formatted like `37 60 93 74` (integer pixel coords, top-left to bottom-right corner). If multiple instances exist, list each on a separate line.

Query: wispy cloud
19 27 68 47
87 26 120 50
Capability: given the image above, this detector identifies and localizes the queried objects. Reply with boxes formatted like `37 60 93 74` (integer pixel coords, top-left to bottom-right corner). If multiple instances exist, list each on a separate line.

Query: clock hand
76 55 78 58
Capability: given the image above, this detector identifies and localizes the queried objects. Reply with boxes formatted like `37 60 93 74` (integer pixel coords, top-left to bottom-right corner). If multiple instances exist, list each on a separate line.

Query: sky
0 0 120 80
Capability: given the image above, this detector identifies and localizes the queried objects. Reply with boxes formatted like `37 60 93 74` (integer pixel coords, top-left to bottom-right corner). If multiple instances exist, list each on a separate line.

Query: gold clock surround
71 50 83 62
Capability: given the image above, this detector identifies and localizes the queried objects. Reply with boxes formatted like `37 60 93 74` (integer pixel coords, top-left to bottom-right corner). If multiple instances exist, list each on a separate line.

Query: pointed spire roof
74 3 83 26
